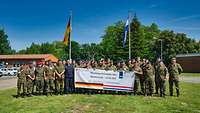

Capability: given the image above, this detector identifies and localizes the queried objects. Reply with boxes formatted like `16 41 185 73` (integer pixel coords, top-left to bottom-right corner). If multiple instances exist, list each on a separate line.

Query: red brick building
0 54 58 66
176 54 200 73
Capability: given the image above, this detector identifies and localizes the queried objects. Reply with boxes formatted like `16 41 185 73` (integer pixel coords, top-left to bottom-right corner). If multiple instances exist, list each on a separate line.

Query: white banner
75 68 135 91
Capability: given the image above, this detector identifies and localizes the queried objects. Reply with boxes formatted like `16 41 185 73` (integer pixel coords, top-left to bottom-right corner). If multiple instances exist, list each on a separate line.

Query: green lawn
181 73 200 77
0 82 200 113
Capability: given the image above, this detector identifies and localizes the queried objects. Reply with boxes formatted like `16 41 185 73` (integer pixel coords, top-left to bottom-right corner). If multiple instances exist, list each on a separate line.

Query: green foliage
130 14 148 58
100 21 125 61
0 29 15 54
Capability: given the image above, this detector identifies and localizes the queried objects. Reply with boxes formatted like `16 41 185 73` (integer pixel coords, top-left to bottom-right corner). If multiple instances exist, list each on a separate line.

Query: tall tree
0 29 14 54
130 14 148 58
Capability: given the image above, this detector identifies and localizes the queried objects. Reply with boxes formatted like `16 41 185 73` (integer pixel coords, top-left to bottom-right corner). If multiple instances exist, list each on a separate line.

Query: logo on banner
119 71 123 79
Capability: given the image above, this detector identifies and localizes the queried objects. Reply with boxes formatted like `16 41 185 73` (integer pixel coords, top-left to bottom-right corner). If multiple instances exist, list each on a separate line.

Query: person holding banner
133 62 143 95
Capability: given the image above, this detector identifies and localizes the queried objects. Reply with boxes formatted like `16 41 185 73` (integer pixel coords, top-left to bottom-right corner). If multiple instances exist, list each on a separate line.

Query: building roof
176 53 200 58
0 54 58 62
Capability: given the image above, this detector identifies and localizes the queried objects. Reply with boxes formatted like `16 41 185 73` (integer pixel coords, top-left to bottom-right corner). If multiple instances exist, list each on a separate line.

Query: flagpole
69 10 72 60
128 11 131 60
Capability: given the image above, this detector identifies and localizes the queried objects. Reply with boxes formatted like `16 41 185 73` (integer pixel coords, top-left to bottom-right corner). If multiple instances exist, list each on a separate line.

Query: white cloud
171 15 200 22
149 4 158 8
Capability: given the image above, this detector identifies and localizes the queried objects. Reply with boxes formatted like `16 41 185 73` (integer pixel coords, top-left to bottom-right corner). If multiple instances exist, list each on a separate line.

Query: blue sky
0 0 200 51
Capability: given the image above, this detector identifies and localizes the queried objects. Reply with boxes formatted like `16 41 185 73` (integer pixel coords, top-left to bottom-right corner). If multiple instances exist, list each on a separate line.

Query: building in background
0 54 58 66
176 53 200 73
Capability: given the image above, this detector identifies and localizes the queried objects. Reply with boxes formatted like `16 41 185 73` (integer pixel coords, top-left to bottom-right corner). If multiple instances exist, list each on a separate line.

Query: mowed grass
0 82 200 113
182 73 200 77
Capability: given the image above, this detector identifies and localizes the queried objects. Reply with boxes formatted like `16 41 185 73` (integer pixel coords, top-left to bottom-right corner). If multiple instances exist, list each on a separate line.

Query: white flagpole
128 11 131 60
69 10 72 60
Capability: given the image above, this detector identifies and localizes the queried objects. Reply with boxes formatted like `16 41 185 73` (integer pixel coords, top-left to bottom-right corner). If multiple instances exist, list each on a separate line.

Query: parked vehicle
0 71 2 77
0 64 4 69
0 68 18 76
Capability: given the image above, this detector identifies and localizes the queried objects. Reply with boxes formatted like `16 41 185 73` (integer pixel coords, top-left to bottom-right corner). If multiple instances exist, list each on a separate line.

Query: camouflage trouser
55 78 64 94
159 79 166 96
45 79 54 93
140 76 145 94
36 79 44 94
17 79 26 95
155 75 160 93
169 79 180 96
32 80 36 94
134 76 140 94
145 79 154 96
26 80 33 95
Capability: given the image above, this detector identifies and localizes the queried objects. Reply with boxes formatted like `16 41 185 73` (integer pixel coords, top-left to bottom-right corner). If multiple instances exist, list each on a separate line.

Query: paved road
180 77 200 83
0 76 200 90
0 76 17 90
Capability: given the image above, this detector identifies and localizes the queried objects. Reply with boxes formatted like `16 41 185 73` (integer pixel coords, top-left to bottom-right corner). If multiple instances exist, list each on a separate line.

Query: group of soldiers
17 60 74 97
131 57 183 97
17 57 183 98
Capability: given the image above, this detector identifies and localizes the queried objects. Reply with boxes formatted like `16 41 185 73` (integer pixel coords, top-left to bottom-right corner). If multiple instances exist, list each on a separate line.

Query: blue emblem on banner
119 71 123 79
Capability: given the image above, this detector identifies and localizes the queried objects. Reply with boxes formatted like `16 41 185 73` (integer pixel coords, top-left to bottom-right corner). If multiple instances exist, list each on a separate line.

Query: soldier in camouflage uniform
144 61 155 96
133 62 143 95
121 61 129 71
26 64 35 97
100 59 107 70
138 58 145 94
44 61 55 96
168 57 183 97
158 61 168 97
72 60 79 68
35 62 45 95
128 60 134 71
154 58 161 94
107 60 117 71
55 60 65 95
116 62 122 70
17 65 28 97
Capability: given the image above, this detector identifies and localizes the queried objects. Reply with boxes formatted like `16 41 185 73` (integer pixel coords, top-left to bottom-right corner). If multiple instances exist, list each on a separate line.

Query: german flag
63 17 71 46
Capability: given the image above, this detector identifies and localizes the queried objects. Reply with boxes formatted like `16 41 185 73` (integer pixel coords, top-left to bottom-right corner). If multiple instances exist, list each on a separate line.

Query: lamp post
153 37 163 61
159 39 163 61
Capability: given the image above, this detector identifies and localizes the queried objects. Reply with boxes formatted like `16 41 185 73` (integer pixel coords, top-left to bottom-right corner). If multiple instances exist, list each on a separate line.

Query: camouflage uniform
158 63 168 97
55 64 65 94
168 63 183 97
154 63 160 94
108 64 117 71
44 65 55 95
128 64 134 71
140 62 145 94
26 67 35 96
122 65 129 71
35 66 45 95
17 67 28 97
99 64 107 70
133 64 143 94
144 63 155 96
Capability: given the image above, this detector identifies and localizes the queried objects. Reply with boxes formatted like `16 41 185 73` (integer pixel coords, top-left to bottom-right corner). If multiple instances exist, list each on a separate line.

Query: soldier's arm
164 67 168 80
139 68 143 75
60 70 65 76
53 72 55 78
153 66 155 75
43 71 47 80
178 64 183 74
55 70 60 77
